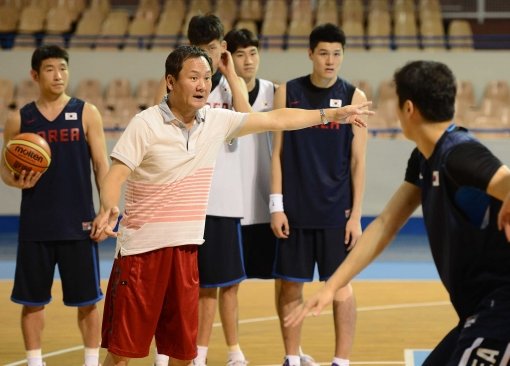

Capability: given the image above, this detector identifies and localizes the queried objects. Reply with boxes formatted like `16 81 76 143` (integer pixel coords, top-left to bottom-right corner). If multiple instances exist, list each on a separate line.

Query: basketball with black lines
3 133 52 176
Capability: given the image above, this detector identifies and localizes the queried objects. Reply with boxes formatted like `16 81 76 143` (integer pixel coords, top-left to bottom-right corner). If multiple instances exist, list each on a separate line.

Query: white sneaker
193 359 207 366
226 360 248 366
300 354 320 366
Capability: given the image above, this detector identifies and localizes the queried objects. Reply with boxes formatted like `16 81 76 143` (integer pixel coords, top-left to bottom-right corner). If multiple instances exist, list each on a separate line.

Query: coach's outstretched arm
284 181 422 327
237 101 373 137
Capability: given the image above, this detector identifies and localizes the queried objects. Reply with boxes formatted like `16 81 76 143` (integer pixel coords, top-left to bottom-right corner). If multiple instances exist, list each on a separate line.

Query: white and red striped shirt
110 101 247 256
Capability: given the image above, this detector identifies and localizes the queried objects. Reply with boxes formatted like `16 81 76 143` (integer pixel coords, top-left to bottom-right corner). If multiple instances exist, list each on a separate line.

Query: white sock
195 345 208 362
154 348 170 366
84 347 100 366
27 349 43 366
285 355 301 366
332 357 349 366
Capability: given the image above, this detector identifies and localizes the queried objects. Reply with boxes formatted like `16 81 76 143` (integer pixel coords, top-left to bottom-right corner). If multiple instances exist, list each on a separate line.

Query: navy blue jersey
19 98 95 241
282 76 355 228
405 125 510 320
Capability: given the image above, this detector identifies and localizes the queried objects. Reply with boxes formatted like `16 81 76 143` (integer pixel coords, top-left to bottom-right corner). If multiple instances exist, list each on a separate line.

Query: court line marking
4 301 450 366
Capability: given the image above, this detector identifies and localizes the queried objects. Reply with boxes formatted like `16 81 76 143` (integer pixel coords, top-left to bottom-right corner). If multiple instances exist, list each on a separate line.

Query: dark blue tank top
283 76 355 228
413 125 510 319
19 98 95 241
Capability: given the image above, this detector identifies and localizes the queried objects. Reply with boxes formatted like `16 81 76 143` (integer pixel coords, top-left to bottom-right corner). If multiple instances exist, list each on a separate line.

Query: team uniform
273 75 356 281
240 78 277 279
11 98 103 307
405 124 510 365
101 99 247 359
198 72 246 287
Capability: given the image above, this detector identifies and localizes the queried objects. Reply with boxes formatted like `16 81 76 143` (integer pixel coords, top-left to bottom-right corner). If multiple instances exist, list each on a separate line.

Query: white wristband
269 193 284 213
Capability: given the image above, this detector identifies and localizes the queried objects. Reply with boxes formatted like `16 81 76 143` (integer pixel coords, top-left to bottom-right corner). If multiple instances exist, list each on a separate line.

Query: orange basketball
3 132 52 175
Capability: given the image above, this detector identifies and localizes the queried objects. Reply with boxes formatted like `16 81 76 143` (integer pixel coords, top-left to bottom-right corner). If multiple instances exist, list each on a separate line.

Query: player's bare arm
83 102 109 193
219 50 252 113
285 182 422 327
0 112 42 188
488 165 510 241
345 88 369 250
270 83 289 238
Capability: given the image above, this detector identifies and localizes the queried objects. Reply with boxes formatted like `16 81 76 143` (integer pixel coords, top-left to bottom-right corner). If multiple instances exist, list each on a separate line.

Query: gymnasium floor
0 231 456 366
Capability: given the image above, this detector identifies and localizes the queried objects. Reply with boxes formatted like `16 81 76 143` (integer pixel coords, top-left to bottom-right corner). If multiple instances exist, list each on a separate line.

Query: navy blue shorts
273 227 348 282
198 216 246 287
241 223 277 279
11 239 103 306
424 286 510 365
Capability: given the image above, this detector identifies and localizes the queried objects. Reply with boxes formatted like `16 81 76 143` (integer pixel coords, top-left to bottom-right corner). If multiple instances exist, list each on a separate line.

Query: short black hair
31 45 69 72
187 14 224 46
165 45 213 80
394 60 456 122
309 23 346 51
225 28 259 53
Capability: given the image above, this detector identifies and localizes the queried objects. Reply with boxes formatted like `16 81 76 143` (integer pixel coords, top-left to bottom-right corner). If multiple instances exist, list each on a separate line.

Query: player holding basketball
0 45 109 366
92 45 372 366
286 60 510 366
271 24 368 366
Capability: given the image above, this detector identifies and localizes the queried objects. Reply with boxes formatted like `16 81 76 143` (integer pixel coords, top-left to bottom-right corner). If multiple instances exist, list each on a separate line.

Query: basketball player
225 28 319 366
270 24 368 366
92 45 372 366
287 60 510 366
0 45 109 366
186 15 253 366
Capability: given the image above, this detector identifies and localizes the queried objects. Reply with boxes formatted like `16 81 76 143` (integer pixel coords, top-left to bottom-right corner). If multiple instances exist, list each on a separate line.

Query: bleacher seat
448 19 474 50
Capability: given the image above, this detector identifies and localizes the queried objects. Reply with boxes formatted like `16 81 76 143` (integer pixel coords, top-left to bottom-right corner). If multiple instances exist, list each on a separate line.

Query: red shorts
101 245 199 360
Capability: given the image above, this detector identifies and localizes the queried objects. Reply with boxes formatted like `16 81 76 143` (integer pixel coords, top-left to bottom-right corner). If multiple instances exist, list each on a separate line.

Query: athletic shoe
282 359 290 366
331 364 340 366
300 354 320 366
226 359 248 366
193 359 207 366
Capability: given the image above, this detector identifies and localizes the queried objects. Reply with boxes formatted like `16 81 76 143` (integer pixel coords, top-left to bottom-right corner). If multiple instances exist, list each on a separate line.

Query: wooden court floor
1 280 457 366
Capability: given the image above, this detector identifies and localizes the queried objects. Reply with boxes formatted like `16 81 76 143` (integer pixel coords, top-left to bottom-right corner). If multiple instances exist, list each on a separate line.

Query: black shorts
198 216 246 287
11 239 103 306
273 227 348 282
423 286 510 366
241 223 277 279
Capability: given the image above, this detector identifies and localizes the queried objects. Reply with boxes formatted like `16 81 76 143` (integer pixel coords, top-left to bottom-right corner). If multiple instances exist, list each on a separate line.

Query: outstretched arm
285 181 421 327
489 165 510 241
237 101 373 137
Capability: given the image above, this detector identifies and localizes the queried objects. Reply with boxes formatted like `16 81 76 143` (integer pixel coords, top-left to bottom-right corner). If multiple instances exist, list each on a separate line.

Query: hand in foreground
334 101 374 128
284 286 335 328
91 206 120 242
10 170 42 189
498 193 510 242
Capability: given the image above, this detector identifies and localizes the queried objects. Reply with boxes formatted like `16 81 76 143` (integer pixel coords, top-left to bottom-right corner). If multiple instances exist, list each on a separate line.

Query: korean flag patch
65 112 78 120
330 99 342 107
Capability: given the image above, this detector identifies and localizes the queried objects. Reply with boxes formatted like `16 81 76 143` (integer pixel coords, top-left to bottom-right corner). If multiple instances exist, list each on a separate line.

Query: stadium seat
315 0 338 26
366 9 391 50
448 19 474 50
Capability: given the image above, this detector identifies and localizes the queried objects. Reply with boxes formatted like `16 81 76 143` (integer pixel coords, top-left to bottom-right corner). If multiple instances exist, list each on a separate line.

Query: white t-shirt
110 101 246 256
240 79 275 225
206 75 245 218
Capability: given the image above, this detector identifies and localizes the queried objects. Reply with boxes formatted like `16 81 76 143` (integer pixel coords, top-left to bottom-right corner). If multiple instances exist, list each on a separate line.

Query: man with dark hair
287 60 510 366
270 23 368 366
0 45 109 366
93 44 372 366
